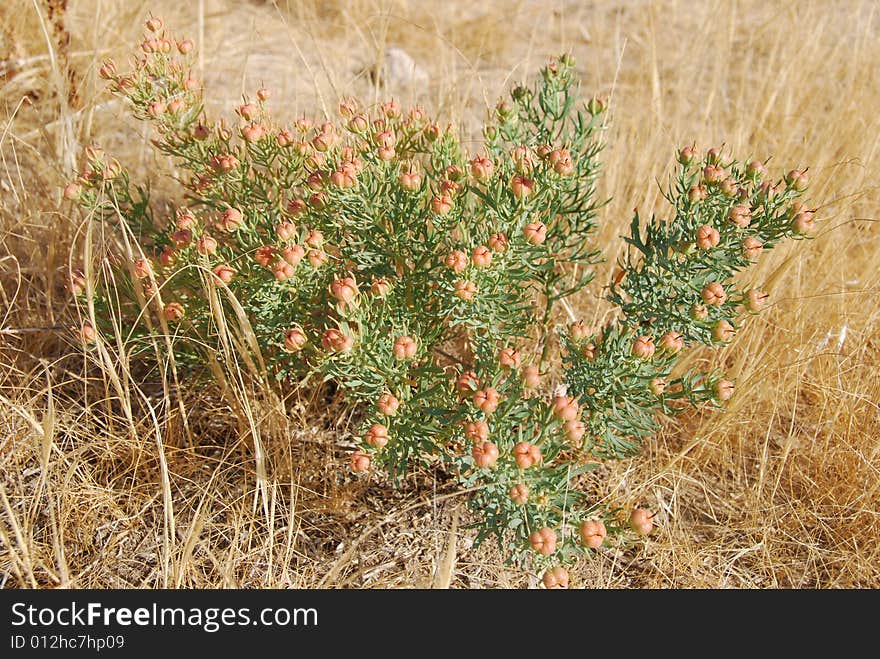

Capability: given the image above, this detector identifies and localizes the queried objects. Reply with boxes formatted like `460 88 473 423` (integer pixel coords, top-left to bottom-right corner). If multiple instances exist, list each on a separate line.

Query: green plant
65 17 816 586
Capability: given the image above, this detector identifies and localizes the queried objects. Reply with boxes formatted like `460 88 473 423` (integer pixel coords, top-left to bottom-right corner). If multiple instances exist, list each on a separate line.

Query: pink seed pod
564 419 586 444
98 60 117 80
551 149 575 176
311 131 334 152
701 282 727 306
630 508 654 536
529 527 557 556
147 100 165 117
631 335 656 359
350 451 371 473
444 165 464 182
511 146 533 173
163 302 185 322
77 322 97 344
445 251 469 274
703 164 725 185
523 221 547 244
792 210 816 235
719 177 738 197
371 277 391 298
63 182 82 200
330 168 357 189
347 115 369 133
581 342 598 360
286 198 307 217
742 236 764 260
696 225 720 250
393 335 418 360
321 328 354 353
424 123 440 142
272 261 295 281
183 77 199 91
727 204 752 229
254 246 275 268
513 441 541 469
172 229 192 246
472 441 499 468
196 235 218 256
408 106 425 122
377 146 396 161
473 387 500 415
510 483 530 506
67 269 87 297
377 393 400 416
714 379 735 401
659 330 684 353
177 39 194 55
579 519 607 549
712 319 736 343
166 98 184 114
241 123 265 142
758 180 778 202
399 170 422 191
307 249 327 268
746 288 769 312
133 258 153 279
552 395 580 422
464 420 490 443
542 566 569 589
381 99 402 119
488 232 508 253
678 145 696 165
255 87 271 102
649 377 667 396
431 195 454 215
510 175 534 199
440 179 461 197
176 211 197 230
283 328 307 352
471 245 492 268
220 208 244 232
454 279 476 301
145 16 163 32
498 347 521 370
706 146 723 165
570 319 590 341
237 103 259 122
275 129 295 147
330 276 359 304
690 303 709 321
193 123 211 140
275 221 296 241
455 370 480 394
522 365 540 389
282 245 305 266
364 424 389 449
212 264 236 284
373 130 395 149
469 156 495 182
784 169 809 192
158 246 176 267
747 159 767 180
687 185 707 203
305 230 324 249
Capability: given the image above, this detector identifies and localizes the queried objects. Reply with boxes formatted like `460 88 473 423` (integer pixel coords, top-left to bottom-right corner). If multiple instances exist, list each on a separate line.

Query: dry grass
1 0 878 588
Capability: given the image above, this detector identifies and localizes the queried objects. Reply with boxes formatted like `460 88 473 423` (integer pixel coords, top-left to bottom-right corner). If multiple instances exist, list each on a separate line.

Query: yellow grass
1 0 878 588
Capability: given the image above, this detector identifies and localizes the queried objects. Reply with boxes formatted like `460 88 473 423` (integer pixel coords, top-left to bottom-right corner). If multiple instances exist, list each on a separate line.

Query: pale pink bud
513 441 541 469
564 419 586 444
133 258 153 279
649 377 667 396
220 208 243 232
321 328 354 353
454 279 476 301
746 288 769 312
712 319 736 343
145 16 163 33
792 211 816 235
510 483 530 506
469 156 495 182
163 302 185 322
282 245 305 266
498 347 521 370
714 379 735 401
510 175 534 199
529 527 557 556
488 233 508 253
63 183 82 200
196 235 217 256
742 236 763 260
305 230 324 249
659 330 684 353
431 195 454 215
727 204 752 229
399 170 422 191
464 420 489 443
330 276 359 303
522 365 540 389
350 451 371 472
256 87 271 102
78 322 97 344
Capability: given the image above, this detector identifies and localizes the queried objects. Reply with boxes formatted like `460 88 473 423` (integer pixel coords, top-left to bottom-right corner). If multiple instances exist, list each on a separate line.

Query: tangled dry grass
1 0 878 588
